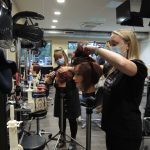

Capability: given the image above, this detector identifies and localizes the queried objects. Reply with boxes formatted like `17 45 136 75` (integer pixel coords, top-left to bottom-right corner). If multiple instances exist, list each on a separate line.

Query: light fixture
57 0 65 3
52 19 58 23
51 26 56 29
47 31 61 34
54 11 61 15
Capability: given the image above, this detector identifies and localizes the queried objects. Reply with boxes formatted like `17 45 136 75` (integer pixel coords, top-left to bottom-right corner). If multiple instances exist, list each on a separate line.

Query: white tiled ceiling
12 0 150 38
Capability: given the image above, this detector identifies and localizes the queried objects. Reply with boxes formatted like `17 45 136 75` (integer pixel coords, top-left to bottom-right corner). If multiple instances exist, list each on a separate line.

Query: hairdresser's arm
45 71 56 84
58 66 74 73
84 46 137 76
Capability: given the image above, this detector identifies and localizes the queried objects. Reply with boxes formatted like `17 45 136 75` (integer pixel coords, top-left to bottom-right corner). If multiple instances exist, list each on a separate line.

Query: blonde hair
112 29 139 59
54 48 68 65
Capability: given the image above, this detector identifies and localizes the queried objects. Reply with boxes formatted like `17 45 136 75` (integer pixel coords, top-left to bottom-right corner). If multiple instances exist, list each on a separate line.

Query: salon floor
29 85 148 150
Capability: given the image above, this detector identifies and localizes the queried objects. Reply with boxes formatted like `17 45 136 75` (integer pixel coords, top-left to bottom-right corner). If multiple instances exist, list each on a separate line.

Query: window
20 42 52 66
67 41 106 64
68 41 78 51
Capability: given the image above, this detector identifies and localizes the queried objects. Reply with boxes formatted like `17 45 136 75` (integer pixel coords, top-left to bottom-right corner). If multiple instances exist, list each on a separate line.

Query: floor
27 84 148 150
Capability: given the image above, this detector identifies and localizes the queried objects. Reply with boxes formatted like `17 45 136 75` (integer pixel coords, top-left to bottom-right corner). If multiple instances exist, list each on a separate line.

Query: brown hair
77 62 103 91
32 62 40 74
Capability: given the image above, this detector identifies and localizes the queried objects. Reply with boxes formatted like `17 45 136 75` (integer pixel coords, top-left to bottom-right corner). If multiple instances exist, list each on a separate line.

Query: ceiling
12 0 150 39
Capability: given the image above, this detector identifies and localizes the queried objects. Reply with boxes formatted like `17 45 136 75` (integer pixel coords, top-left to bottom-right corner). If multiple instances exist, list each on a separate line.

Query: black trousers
106 134 142 150
59 117 78 139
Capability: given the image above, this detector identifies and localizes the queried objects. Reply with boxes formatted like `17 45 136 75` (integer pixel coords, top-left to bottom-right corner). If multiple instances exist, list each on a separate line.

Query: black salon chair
21 110 47 150
21 134 46 150
31 110 48 135
21 92 51 150
29 110 52 137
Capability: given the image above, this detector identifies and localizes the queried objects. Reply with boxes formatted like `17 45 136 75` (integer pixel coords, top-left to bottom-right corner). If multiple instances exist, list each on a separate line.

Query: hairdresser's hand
56 66 74 85
58 66 73 74
45 71 56 80
55 73 66 87
44 71 55 84
83 46 99 55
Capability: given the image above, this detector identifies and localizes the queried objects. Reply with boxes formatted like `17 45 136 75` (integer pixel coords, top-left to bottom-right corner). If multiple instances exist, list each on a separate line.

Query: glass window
20 41 52 66
68 41 78 51
68 41 78 64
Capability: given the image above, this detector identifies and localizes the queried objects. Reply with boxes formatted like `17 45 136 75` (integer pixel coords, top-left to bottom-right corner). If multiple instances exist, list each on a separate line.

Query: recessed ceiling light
54 11 61 15
57 0 65 3
51 26 56 29
52 19 58 23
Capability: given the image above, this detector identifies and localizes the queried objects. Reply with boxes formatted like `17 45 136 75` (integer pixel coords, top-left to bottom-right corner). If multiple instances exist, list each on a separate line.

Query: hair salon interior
0 0 150 150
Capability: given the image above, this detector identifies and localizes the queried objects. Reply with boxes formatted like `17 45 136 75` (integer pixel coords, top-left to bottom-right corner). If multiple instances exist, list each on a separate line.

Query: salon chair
21 111 47 150
21 134 46 150
21 92 52 150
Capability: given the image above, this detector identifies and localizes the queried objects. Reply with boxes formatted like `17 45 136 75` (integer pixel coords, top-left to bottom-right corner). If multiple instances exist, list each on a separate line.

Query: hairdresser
82 29 147 150
45 48 81 149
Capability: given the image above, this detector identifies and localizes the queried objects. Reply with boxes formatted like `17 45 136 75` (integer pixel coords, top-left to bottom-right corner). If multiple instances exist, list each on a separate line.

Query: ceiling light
54 11 61 15
52 19 58 23
57 0 65 3
51 26 56 29
47 31 61 34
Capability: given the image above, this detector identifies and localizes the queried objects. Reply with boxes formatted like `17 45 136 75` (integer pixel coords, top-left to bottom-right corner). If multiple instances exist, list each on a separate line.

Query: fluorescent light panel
47 31 61 34
51 26 56 29
52 19 58 23
57 0 65 3
54 11 61 15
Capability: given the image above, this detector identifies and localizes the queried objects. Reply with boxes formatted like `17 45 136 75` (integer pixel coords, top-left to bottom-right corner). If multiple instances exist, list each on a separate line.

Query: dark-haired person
45 48 81 149
73 61 103 100
71 55 104 124
83 29 147 150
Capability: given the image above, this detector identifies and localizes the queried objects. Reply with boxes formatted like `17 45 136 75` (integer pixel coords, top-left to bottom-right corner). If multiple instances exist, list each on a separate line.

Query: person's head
32 62 40 75
71 43 96 66
54 48 68 66
73 62 103 92
109 29 139 59
105 40 110 49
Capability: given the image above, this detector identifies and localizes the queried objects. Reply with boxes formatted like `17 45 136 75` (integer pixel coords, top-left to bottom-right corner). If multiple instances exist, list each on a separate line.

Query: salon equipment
0 0 13 49
80 87 103 129
7 104 23 150
46 89 86 149
20 92 49 150
13 11 44 42
32 92 48 113
24 84 50 133
81 96 97 150
21 134 46 150
80 94 102 129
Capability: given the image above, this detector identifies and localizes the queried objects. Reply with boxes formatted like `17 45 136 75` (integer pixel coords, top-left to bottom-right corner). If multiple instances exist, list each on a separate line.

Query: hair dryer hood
13 11 44 42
